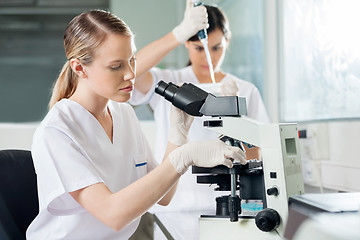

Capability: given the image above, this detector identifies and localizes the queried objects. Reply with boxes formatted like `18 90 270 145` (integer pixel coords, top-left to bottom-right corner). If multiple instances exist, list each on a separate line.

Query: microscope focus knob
267 186 279 196
255 208 280 232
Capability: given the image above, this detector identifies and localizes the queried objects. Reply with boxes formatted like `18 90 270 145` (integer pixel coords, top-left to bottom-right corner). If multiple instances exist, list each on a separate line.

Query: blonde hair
49 10 133 109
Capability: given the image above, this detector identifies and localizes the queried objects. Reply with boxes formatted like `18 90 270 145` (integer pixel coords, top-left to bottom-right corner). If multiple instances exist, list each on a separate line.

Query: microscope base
199 217 283 240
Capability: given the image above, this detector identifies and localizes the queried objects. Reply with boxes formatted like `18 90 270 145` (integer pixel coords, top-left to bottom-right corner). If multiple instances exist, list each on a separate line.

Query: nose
124 62 136 82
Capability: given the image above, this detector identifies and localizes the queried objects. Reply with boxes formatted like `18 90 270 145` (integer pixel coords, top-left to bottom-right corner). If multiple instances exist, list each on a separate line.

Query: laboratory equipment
155 81 305 240
155 81 247 117
192 0 216 84
284 193 360 240
293 213 360 240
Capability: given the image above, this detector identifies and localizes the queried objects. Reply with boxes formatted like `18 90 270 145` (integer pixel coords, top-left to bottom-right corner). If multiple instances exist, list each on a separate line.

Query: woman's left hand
168 105 194 146
220 78 239 96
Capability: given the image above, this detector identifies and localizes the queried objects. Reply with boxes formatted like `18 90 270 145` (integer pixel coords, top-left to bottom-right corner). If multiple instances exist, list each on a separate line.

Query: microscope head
155 80 247 117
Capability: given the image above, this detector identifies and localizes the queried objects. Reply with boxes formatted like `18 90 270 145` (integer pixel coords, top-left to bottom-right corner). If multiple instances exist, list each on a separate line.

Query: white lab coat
26 99 157 240
130 66 269 213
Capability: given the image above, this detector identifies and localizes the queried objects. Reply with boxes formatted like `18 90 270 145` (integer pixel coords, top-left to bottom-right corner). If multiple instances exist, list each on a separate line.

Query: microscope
155 81 305 240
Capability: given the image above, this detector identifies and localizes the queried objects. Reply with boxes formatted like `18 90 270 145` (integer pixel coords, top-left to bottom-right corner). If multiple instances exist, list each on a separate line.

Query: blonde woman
26 10 245 240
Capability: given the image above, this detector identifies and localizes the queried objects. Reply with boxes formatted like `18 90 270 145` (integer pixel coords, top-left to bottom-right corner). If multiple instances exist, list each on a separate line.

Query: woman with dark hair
131 1 269 218
133 2 269 161
26 9 245 239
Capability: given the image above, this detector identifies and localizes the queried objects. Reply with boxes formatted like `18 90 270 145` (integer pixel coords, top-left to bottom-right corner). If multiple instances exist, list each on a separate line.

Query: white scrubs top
130 66 269 212
26 99 157 240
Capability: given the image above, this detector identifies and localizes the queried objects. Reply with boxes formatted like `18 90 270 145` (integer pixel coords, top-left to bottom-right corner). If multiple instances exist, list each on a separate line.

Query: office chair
0 149 38 240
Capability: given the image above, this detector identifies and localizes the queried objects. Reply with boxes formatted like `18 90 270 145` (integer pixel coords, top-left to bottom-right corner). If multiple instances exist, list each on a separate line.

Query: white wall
0 121 157 152
263 0 280 123
110 0 186 69
0 123 38 150
299 121 360 192
264 1 360 192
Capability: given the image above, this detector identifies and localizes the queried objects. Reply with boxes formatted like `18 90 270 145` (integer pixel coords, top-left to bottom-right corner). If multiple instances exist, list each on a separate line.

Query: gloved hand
172 0 209 43
220 77 239 96
168 140 247 175
168 105 194 146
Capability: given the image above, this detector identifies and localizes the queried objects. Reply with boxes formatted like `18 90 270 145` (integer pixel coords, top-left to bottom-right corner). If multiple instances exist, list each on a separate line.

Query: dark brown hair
188 5 231 42
187 5 231 66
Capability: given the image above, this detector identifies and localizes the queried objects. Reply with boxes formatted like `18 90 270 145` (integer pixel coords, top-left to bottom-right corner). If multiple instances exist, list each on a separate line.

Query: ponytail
48 61 77 109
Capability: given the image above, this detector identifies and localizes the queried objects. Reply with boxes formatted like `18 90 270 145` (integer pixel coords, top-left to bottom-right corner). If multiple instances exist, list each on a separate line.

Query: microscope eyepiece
155 80 208 116
155 81 178 102
155 80 247 117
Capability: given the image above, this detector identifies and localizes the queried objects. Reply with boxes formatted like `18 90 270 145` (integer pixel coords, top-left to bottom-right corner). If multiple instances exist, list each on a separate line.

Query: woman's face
185 28 227 76
83 33 136 103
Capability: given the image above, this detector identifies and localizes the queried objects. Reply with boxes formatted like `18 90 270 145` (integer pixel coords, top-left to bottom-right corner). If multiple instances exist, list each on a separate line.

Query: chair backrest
0 150 38 240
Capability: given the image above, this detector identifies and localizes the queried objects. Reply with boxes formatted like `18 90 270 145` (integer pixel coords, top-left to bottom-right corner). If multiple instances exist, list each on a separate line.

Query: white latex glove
168 105 194 146
169 140 247 175
172 0 209 43
220 77 239 96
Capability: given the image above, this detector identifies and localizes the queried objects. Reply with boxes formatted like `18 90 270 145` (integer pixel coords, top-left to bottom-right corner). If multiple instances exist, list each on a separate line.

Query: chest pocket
132 154 148 177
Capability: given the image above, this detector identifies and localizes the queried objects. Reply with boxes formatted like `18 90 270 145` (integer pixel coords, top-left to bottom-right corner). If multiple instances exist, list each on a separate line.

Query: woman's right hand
168 140 247 175
172 0 209 43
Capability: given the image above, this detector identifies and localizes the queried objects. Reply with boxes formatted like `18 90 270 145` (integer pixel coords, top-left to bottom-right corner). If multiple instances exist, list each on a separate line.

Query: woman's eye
213 46 222 51
111 65 122 70
195 46 203 51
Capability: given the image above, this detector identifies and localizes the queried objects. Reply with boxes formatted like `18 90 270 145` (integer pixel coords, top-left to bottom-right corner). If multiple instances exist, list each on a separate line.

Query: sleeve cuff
129 76 157 106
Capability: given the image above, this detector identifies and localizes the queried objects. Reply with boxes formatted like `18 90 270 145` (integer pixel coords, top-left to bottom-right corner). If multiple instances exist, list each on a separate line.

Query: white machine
285 192 360 240
155 81 305 240
196 117 305 240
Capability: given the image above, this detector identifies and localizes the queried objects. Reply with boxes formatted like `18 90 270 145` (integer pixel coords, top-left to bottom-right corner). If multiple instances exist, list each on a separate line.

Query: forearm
70 157 180 231
157 142 181 205
136 32 180 77
111 159 180 228
134 2 208 94
134 32 181 94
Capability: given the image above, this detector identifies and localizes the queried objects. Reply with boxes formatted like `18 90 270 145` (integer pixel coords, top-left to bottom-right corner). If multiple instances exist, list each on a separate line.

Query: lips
120 85 133 92
201 65 209 69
